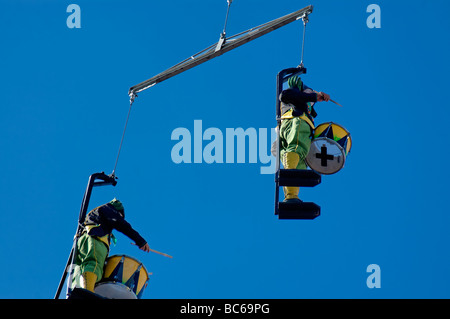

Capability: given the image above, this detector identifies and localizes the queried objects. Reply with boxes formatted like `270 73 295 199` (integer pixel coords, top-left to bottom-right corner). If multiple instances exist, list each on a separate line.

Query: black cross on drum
315 145 334 166
306 137 346 175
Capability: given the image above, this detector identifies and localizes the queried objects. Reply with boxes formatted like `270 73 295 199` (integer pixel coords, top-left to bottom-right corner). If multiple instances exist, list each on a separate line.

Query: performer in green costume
73 199 150 292
279 75 330 202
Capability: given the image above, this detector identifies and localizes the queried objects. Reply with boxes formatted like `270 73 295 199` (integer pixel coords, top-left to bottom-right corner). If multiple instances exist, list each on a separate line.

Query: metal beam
128 5 313 96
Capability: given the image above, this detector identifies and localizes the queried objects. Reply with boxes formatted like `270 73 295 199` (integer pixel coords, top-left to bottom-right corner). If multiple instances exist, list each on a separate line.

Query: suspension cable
299 13 309 68
111 93 136 177
221 0 233 38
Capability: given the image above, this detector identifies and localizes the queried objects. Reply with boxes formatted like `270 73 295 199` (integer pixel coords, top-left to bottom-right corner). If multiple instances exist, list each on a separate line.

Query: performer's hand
139 243 151 252
317 92 330 102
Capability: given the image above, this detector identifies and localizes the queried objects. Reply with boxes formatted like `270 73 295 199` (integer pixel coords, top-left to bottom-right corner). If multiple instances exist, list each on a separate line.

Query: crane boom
128 5 313 97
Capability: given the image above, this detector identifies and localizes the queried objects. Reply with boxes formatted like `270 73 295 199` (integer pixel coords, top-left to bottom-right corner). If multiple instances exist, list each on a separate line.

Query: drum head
94 282 138 299
306 137 346 175
314 122 352 155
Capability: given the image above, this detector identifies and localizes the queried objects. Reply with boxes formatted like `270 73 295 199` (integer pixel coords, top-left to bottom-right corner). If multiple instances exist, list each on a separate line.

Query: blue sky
1 0 450 299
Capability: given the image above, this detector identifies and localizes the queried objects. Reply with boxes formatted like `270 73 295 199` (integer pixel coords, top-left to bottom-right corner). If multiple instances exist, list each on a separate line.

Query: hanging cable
111 93 136 178
221 0 233 38
299 13 309 68
216 0 233 51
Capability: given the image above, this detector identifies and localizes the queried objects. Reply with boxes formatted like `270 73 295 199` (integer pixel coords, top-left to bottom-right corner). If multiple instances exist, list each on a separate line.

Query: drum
94 255 150 299
306 122 352 175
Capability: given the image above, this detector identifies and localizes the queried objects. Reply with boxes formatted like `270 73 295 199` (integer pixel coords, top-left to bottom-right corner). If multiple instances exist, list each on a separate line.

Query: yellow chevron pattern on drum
313 122 352 155
102 255 149 297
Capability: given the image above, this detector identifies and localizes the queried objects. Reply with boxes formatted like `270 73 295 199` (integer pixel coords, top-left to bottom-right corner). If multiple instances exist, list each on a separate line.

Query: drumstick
330 99 343 107
316 91 342 107
149 248 173 259
131 243 173 258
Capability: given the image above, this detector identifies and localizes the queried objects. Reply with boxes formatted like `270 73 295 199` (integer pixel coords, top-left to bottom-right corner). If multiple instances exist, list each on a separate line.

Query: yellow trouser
280 117 312 200
282 152 300 200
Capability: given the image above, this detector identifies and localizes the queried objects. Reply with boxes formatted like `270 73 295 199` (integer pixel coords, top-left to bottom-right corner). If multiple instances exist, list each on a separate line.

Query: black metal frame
275 67 306 215
274 67 321 220
54 172 117 299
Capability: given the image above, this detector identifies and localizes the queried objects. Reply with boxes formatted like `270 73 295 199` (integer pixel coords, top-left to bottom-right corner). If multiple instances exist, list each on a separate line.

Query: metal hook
129 91 137 106
302 14 309 25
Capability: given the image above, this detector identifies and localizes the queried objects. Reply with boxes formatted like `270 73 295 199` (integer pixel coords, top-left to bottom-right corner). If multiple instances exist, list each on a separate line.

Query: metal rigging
128 5 313 102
